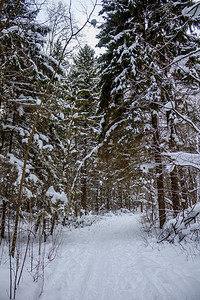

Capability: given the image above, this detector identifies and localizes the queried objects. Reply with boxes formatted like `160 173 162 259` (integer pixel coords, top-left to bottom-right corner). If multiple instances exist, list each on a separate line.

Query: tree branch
0 0 21 34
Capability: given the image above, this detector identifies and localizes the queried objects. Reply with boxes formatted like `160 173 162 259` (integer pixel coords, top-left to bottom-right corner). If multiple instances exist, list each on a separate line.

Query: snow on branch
158 203 200 243
70 142 102 192
163 151 200 170
46 186 68 204
182 1 200 19
165 48 200 71
172 108 200 134
7 153 33 185
105 119 125 139
71 118 126 192
159 102 200 135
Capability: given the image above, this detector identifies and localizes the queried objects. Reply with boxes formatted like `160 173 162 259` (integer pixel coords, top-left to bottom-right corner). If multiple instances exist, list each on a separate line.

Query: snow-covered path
36 213 200 300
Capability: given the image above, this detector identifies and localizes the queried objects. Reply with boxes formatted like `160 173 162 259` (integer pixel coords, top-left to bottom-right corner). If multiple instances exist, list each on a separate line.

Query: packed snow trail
25 213 200 300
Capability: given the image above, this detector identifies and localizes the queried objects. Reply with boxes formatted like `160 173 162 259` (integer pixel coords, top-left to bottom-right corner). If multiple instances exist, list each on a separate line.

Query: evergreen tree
63 45 100 215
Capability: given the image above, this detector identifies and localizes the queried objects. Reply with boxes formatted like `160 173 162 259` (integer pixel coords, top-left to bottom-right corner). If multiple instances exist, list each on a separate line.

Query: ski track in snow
35 214 200 300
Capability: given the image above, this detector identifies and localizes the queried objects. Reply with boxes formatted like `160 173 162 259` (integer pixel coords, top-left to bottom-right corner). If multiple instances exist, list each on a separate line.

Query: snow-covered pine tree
63 45 100 216
97 0 200 227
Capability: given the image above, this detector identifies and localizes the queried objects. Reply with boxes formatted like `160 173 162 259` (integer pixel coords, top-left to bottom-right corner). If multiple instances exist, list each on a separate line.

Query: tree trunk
96 183 99 214
140 201 143 213
50 211 58 236
167 110 180 216
34 214 42 233
170 166 180 215
42 217 47 242
0 129 5 153
106 189 110 210
81 161 87 213
1 200 7 239
151 110 166 228
178 167 188 209
9 112 15 153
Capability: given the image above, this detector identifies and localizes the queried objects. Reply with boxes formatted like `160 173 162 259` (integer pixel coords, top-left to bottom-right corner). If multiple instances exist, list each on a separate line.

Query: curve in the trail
39 213 200 300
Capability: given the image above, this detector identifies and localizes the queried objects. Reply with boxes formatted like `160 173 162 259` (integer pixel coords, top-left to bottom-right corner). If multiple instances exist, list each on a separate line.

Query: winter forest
1 0 200 299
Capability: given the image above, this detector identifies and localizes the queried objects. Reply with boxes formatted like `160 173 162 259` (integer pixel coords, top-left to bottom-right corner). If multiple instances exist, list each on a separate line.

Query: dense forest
0 0 200 298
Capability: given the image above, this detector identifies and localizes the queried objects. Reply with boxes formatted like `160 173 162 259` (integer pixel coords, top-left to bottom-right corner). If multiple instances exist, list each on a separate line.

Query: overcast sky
38 0 104 55
72 0 103 53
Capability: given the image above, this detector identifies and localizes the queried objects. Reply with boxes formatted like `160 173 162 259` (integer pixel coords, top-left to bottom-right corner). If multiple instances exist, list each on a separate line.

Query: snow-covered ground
1 213 200 300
